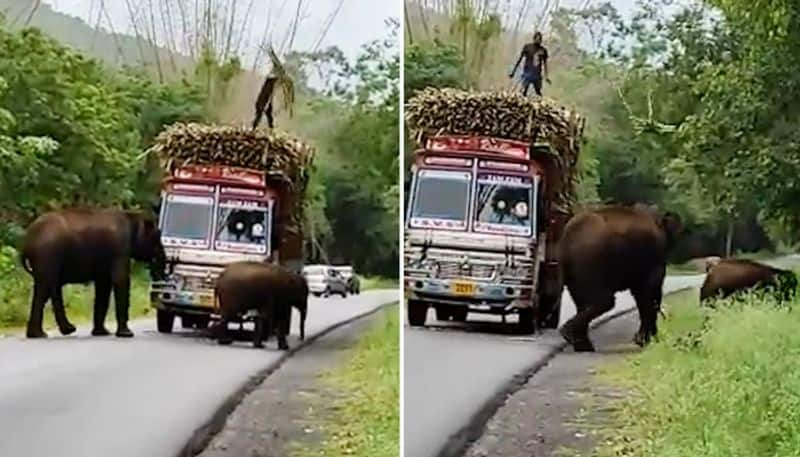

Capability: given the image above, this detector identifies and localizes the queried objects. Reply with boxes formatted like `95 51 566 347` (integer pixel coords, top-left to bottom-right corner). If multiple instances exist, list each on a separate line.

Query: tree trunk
725 219 734 257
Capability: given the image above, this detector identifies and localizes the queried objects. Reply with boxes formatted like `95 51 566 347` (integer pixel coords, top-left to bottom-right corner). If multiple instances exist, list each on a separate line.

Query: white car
303 265 348 297
332 265 361 294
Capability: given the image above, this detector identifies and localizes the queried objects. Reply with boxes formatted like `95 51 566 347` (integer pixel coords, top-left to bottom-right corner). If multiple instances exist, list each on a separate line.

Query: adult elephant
559 205 682 352
21 209 167 338
700 258 797 303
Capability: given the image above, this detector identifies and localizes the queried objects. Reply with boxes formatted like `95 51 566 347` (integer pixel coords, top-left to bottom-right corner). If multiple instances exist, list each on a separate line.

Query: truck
148 124 313 333
404 91 584 334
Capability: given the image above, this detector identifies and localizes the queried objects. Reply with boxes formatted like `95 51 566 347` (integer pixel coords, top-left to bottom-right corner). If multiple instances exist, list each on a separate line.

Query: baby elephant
214 261 308 350
700 258 797 304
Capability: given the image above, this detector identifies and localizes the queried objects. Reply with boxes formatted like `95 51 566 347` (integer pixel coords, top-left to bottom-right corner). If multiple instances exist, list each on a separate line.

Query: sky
46 0 400 61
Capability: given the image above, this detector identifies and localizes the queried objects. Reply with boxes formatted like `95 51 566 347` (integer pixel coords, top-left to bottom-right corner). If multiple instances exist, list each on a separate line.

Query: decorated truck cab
151 165 277 331
404 89 584 334
147 123 313 333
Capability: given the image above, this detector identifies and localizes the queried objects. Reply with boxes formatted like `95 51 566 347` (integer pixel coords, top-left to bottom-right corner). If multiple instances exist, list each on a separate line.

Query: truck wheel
451 307 468 322
516 308 535 335
408 300 428 327
434 305 452 321
538 294 563 329
157 310 175 333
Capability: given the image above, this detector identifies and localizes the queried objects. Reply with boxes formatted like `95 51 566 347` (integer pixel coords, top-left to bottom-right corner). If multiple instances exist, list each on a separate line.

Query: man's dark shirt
520 43 548 78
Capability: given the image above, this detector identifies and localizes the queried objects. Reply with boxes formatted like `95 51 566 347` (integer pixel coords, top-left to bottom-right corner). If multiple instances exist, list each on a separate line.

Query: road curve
0 289 398 457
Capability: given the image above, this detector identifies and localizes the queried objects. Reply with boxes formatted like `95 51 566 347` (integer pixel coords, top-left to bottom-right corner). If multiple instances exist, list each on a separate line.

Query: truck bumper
404 277 531 309
150 289 215 316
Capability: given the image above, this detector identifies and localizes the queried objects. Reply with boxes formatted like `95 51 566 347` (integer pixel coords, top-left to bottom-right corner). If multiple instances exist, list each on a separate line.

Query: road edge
176 294 399 457
435 286 695 457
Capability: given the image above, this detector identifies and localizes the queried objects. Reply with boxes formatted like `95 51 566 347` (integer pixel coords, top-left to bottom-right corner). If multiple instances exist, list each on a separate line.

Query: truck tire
516 307 535 334
434 305 452 321
408 300 428 327
537 294 563 329
450 307 468 322
157 310 175 333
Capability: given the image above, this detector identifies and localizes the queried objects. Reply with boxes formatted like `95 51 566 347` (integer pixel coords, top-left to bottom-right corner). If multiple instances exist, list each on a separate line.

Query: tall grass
594 290 800 457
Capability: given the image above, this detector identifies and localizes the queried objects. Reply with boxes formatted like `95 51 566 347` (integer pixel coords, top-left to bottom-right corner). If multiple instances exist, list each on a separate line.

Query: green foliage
404 40 468 98
292 306 399 457
0 23 209 242
283 22 399 277
595 289 800 457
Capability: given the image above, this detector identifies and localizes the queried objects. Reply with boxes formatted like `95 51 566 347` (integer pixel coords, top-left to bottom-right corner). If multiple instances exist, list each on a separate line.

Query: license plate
199 294 214 308
452 281 476 296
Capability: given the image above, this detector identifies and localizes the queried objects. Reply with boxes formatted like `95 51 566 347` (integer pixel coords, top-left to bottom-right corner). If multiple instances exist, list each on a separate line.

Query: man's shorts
521 71 543 95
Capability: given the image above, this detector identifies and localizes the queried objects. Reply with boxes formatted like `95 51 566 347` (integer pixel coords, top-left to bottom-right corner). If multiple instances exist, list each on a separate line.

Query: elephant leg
560 291 614 352
26 281 50 338
91 277 112 336
274 304 289 351
632 284 663 347
632 269 665 346
276 319 289 351
50 286 76 336
111 261 134 338
253 314 265 349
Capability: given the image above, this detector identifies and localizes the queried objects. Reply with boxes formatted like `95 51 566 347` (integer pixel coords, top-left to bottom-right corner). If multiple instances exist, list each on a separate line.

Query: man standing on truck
509 31 550 96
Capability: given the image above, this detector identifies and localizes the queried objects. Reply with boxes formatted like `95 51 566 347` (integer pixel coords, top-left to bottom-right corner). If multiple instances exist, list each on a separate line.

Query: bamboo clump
405 88 585 211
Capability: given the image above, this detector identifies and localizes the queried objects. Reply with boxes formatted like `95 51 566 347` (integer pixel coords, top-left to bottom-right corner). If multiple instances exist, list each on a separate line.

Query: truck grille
437 261 495 280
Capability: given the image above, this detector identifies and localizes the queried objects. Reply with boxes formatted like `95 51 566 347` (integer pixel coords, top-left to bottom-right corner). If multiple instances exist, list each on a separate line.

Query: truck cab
404 135 565 333
150 164 280 332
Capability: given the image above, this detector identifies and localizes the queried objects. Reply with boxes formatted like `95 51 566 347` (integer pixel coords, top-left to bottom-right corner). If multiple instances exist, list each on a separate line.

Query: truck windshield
473 174 535 236
410 169 471 230
215 199 270 254
161 194 214 245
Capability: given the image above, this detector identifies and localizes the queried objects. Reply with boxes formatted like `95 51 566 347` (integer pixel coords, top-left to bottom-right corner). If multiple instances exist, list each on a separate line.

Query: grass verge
0 266 152 333
592 288 800 457
293 303 399 457
361 276 399 290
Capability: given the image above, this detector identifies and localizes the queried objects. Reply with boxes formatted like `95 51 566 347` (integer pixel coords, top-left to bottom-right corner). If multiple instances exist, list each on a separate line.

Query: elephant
558 204 682 352
20 209 167 339
213 261 308 350
700 258 797 303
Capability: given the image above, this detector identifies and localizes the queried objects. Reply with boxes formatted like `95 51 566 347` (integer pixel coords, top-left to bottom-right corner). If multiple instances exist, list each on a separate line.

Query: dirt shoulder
464 311 642 457
197 307 393 457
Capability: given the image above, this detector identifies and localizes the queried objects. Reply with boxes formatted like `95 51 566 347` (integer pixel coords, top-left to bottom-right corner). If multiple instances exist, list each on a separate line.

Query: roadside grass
0 266 152 334
665 262 702 275
361 276 399 290
293 304 399 457
592 287 800 457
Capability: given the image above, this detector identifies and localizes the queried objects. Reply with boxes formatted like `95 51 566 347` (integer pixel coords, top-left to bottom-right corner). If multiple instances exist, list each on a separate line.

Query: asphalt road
0 289 398 457
404 255 800 457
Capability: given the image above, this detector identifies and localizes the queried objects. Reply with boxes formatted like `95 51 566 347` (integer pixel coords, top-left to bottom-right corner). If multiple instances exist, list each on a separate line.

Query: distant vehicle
333 265 361 295
303 265 348 297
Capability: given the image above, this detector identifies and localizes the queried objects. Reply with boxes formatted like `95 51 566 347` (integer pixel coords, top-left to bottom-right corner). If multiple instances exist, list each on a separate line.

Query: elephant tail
19 251 33 275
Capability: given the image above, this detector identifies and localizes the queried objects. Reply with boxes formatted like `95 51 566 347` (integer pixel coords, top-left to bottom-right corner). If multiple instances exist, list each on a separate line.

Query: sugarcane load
403 88 585 333
146 122 314 334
